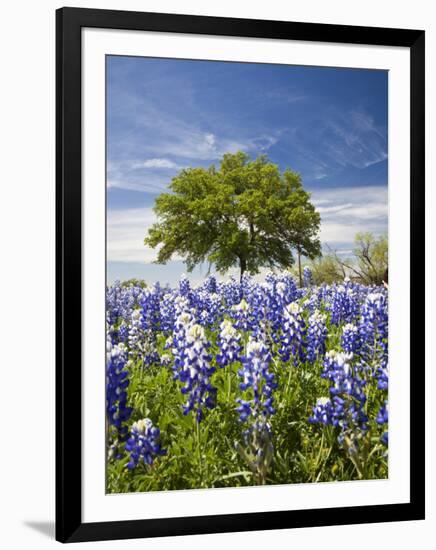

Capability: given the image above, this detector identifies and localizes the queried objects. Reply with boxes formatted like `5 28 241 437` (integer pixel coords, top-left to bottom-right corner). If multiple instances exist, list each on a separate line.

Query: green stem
285 364 293 399
227 366 232 404
195 417 203 486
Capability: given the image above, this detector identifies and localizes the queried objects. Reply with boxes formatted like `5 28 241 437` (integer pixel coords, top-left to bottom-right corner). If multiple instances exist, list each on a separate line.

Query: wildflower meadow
106 269 388 493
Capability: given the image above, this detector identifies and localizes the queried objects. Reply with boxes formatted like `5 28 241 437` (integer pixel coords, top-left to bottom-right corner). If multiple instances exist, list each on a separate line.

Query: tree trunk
240 257 247 283
297 248 302 288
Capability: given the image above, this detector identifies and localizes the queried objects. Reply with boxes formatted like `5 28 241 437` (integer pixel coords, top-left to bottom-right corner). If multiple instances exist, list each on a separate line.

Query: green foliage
299 232 389 286
320 233 388 286
301 254 346 285
145 152 321 280
353 232 388 285
120 278 148 288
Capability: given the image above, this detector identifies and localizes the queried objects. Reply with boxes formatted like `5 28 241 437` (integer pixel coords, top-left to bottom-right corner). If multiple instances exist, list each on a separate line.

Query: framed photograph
56 7 425 543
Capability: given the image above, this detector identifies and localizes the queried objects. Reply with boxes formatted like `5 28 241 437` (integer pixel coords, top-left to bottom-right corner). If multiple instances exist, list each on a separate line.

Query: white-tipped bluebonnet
309 396 334 425
216 319 242 368
329 281 360 326
359 291 388 368
236 335 277 484
106 281 144 327
237 337 276 420
128 308 159 367
160 353 172 367
236 337 275 425
306 310 327 362
106 341 132 440
125 418 166 469
195 290 224 328
172 314 217 422
127 309 142 355
280 302 306 362
341 323 360 353
231 298 251 332
263 272 298 334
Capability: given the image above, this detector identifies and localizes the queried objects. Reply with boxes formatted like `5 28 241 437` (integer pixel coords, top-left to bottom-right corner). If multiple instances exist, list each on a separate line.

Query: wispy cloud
281 107 387 181
137 158 182 170
107 176 169 193
312 185 388 247
107 128 279 193
107 207 160 263
266 89 307 104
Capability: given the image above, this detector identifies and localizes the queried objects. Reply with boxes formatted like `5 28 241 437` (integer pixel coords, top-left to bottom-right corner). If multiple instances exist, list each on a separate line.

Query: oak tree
145 152 321 283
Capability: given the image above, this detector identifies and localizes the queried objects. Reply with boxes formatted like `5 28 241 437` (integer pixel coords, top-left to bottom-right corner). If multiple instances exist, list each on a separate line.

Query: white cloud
107 207 159 263
107 177 169 193
139 158 181 169
311 185 388 247
204 133 216 148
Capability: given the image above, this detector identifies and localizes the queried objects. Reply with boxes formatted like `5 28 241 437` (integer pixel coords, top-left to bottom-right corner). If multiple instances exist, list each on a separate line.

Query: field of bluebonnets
106 267 388 493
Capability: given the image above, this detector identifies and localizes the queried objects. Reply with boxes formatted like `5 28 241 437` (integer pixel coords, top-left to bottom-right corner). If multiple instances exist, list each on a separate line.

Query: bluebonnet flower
127 309 142 356
240 275 268 330
377 363 389 390
172 313 217 422
306 310 327 362
106 281 144 327
160 352 172 367
179 274 193 299
359 292 388 365
125 418 166 469
118 321 129 343
195 290 224 328
280 302 306 362
341 323 360 353
303 266 313 287
159 290 177 333
106 341 132 441
221 276 243 308
329 280 360 326
311 350 368 461
237 336 276 421
235 335 277 484
140 286 161 332
376 401 389 446
231 298 251 332
309 396 334 425
301 288 320 315
134 287 162 367
203 274 218 294
216 319 242 368
263 273 298 333
127 308 159 368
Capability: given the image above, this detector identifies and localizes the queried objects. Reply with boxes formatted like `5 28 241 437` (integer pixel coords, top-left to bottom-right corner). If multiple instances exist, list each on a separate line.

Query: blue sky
107 56 388 285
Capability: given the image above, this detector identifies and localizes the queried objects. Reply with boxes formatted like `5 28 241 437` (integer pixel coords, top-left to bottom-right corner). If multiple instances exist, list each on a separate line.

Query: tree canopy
145 151 321 281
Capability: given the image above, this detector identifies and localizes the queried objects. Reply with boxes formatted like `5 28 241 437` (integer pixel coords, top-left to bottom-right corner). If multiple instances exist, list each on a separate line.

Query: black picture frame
56 6 425 543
